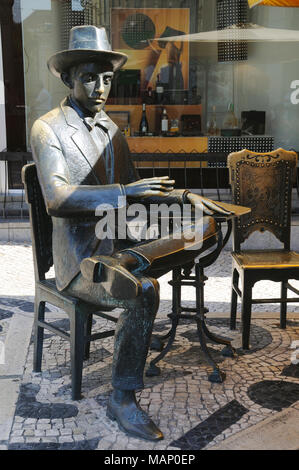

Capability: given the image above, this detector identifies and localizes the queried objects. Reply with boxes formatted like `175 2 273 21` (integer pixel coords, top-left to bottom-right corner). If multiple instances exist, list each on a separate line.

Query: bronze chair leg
84 314 93 360
280 281 288 329
33 294 46 373
241 275 252 350
230 268 239 330
69 303 86 400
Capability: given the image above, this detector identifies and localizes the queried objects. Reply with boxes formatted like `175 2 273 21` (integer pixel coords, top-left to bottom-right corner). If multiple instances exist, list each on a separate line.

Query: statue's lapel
60 99 108 185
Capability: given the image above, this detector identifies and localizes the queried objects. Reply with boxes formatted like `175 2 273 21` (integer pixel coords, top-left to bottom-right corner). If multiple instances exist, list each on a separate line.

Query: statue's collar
60 97 109 130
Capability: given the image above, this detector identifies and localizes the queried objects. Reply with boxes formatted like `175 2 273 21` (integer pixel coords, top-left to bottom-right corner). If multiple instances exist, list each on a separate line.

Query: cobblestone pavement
0 242 299 451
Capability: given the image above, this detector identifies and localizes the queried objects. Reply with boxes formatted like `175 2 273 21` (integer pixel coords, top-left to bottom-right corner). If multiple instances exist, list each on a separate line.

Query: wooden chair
227 148 299 350
21 163 117 400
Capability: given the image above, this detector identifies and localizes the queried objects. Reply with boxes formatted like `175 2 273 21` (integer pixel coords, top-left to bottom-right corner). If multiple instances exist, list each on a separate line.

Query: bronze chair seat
233 250 299 269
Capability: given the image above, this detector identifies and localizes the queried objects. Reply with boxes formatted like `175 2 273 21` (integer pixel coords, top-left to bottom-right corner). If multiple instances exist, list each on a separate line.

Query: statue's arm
120 134 232 215
30 119 126 218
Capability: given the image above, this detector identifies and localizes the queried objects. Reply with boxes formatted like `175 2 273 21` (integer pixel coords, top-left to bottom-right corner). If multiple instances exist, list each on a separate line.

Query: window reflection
3 0 299 183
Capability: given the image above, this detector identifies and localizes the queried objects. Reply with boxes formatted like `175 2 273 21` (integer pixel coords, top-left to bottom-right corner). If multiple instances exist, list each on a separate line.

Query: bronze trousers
63 217 218 390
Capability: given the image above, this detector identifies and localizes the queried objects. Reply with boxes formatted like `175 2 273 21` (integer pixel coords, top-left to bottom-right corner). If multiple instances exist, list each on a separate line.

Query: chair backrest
22 163 53 282
227 148 298 252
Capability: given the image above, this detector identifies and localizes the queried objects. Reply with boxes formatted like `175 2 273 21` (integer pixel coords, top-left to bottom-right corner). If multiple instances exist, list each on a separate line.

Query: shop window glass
17 0 299 175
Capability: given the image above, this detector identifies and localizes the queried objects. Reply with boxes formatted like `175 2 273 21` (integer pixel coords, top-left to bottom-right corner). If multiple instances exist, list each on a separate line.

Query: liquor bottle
207 105 218 136
124 124 131 137
223 102 238 129
143 86 155 105
155 74 164 104
139 103 149 136
161 108 169 136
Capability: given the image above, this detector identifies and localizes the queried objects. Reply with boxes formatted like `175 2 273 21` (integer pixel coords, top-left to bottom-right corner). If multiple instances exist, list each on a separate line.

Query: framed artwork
111 8 190 93
106 110 130 131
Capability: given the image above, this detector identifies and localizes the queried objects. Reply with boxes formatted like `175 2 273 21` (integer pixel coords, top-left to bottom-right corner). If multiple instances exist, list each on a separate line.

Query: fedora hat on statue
47 25 128 77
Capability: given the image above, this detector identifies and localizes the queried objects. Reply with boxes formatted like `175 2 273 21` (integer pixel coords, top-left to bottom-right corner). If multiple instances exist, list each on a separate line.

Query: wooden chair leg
84 314 93 360
69 304 86 400
241 277 252 350
280 281 288 329
230 268 239 330
33 295 46 373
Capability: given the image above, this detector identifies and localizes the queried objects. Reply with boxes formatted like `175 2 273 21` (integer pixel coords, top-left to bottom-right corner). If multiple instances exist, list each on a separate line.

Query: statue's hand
187 193 234 217
125 176 175 199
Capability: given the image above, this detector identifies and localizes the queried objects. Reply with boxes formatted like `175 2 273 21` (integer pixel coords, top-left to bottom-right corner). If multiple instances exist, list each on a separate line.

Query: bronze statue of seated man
30 25 234 441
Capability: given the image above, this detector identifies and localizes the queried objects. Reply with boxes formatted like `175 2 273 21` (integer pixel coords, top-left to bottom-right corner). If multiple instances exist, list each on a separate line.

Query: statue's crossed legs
63 218 218 441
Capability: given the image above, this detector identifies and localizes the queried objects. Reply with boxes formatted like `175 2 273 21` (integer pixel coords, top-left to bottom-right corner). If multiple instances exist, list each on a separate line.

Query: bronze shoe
80 255 142 300
106 397 164 441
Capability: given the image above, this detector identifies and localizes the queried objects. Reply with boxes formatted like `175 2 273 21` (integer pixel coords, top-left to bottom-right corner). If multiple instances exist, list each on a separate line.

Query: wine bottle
143 86 155 105
156 74 164 104
161 108 169 136
139 103 149 136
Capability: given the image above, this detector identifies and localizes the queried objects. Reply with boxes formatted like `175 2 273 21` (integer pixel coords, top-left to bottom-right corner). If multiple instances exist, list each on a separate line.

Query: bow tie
83 115 103 131
83 117 100 131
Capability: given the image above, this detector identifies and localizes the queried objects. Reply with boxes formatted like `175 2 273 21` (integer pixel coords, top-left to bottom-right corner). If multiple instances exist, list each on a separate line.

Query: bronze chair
227 148 299 350
22 163 117 400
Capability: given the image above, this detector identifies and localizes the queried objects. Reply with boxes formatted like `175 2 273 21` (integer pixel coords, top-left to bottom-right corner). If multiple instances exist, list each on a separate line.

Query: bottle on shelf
139 103 149 136
161 108 169 136
155 74 164 104
143 86 155 105
222 102 238 129
124 124 131 137
207 105 218 136
183 90 189 105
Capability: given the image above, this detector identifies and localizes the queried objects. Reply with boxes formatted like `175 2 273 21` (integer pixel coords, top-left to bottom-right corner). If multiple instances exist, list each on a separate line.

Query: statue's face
69 62 114 116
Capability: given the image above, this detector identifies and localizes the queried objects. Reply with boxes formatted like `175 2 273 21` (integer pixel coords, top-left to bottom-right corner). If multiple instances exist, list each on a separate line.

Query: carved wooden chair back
227 148 298 252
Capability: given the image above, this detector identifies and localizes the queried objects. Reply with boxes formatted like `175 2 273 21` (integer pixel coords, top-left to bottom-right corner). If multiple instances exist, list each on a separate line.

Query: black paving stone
281 364 299 379
0 309 14 318
0 298 35 311
247 380 299 411
15 384 78 419
0 297 50 313
170 400 248 450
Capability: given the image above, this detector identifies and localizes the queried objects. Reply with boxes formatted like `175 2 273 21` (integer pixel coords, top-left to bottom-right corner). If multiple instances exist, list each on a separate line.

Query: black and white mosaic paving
6 307 299 451
0 297 35 342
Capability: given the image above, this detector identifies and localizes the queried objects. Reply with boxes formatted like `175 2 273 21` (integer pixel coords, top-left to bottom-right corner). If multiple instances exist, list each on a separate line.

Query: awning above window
156 23 299 42
249 0 299 7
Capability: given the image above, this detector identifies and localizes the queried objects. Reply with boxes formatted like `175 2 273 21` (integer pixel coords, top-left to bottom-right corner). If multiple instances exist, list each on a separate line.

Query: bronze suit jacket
30 98 139 291
31 99 188 290
31 98 186 291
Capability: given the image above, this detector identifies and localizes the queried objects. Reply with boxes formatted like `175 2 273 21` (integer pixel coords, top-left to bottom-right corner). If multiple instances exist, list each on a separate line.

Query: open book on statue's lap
186 201 251 222
157 202 251 225
210 201 251 221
